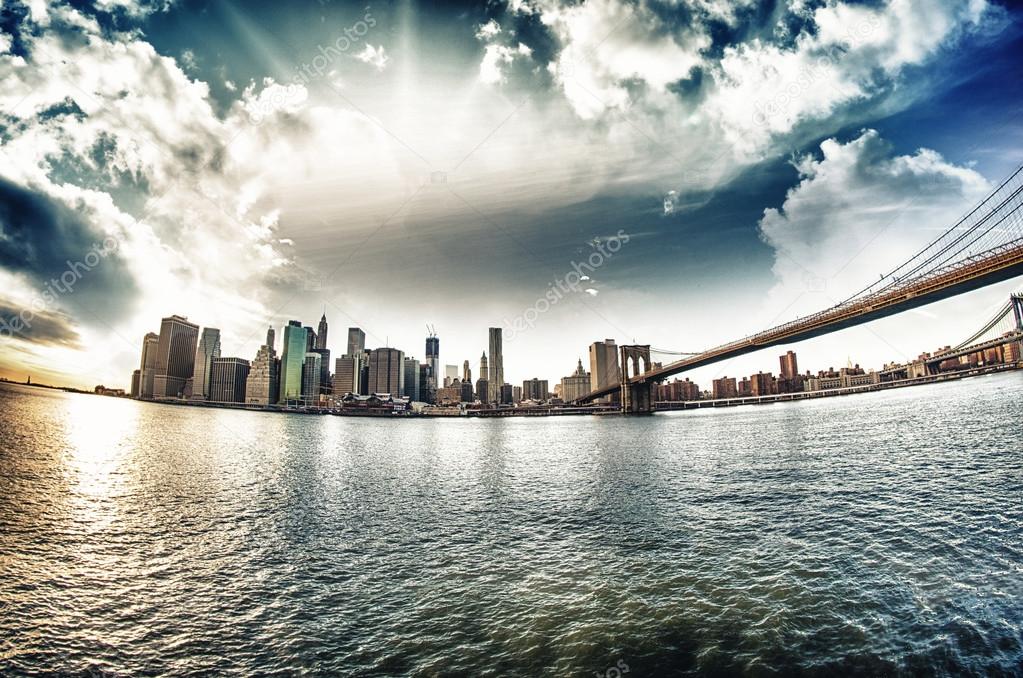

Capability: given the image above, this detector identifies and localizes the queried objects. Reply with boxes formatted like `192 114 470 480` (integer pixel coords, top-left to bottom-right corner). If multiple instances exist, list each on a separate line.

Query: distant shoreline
6 362 1019 417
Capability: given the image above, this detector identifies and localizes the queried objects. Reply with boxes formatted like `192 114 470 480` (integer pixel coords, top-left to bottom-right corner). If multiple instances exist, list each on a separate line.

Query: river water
1 373 1021 676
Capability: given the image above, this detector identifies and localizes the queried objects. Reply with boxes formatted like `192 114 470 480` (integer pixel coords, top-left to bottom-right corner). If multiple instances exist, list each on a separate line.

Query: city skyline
0 1 1022 392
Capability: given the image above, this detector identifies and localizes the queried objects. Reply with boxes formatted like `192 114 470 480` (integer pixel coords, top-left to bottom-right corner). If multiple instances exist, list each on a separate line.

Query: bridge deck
577 239 1023 402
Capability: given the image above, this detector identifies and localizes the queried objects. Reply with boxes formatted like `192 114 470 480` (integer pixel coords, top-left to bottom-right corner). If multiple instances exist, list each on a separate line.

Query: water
1 373 1021 677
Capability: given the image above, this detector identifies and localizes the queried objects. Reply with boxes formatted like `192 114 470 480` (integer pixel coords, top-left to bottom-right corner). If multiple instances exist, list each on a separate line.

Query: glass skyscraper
279 321 307 405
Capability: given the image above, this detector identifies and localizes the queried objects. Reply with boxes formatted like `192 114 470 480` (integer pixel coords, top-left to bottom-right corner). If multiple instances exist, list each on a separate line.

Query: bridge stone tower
619 345 654 414
1013 294 1023 331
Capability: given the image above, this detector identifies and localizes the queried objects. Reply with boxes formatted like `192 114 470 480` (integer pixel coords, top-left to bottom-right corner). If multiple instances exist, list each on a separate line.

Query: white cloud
353 44 389 71
758 128 990 313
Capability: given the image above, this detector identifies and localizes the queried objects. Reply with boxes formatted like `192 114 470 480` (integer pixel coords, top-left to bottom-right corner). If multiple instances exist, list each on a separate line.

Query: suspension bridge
574 164 1023 413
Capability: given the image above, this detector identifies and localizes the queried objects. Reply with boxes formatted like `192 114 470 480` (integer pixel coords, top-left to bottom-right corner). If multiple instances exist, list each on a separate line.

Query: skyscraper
266 325 275 351
304 326 317 352
403 357 420 400
279 321 307 404
311 347 331 393
779 351 799 379
302 352 322 405
426 332 439 375
589 339 620 392
522 378 549 401
347 327 366 356
333 356 356 396
463 359 471 383
190 327 221 400
153 315 199 398
246 344 279 405
560 358 591 403
488 328 503 402
444 364 458 387
209 357 249 403
138 332 159 399
316 313 329 350
367 348 405 395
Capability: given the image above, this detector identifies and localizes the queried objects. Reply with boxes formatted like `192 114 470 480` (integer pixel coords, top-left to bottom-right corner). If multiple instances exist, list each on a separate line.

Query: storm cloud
0 176 139 321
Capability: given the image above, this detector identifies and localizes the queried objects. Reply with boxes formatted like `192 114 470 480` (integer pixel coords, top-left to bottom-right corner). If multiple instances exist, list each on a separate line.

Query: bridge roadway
576 238 1023 403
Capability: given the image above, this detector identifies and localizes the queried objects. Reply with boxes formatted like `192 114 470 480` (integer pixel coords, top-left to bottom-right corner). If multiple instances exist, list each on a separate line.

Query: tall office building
444 364 458 387
266 325 275 351
209 357 249 403
333 355 361 396
426 333 439 374
130 370 141 397
488 328 503 402
190 327 221 400
460 380 474 402
310 347 331 393
561 358 591 403
522 378 549 401
316 313 329 350
418 363 433 402
779 351 799 379
403 357 421 400
347 327 366 357
589 339 620 392
463 360 471 383
367 348 405 395
304 326 317 352
246 345 279 405
279 321 307 404
302 352 322 404
138 332 160 399
475 378 489 403
153 315 199 398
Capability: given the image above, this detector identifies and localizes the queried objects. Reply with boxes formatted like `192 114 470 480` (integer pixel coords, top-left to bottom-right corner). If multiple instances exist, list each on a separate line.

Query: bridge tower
619 345 654 414
1012 294 1023 332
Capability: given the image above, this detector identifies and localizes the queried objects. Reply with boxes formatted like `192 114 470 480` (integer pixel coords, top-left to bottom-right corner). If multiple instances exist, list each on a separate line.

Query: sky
0 0 1021 391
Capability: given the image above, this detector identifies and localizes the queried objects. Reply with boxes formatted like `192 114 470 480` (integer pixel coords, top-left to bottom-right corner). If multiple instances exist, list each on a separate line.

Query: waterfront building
310 347 331 393
499 383 513 405
780 351 799 379
656 378 701 401
461 380 475 403
560 358 591 403
403 357 421 400
488 328 504 402
190 327 222 400
589 338 619 393
279 321 307 404
512 385 522 403
316 313 329 350
130 369 140 397
806 367 880 391
475 377 489 403
138 332 160 399
426 333 439 380
347 327 366 356
522 378 549 401
333 354 361 396
209 357 250 403
445 364 459 387
304 327 317 353
153 315 199 398
437 381 461 406
418 363 433 403
463 360 471 383
302 352 322 404
750 372 776 396
367 348 405 395
712 376 738 399
246 344 279 405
